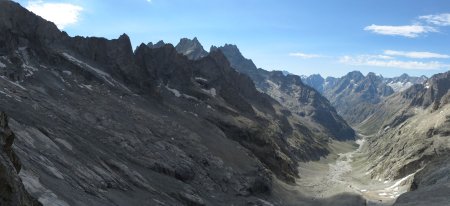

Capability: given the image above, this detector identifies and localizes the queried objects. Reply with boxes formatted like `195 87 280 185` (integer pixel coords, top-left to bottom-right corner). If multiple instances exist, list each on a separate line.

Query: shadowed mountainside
0 1 363 205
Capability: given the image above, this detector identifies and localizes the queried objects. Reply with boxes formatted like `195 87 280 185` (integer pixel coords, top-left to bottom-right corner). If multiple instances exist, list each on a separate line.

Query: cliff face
355 71 450 205
212 44 355 140
0 112 41 206
175 37 208 60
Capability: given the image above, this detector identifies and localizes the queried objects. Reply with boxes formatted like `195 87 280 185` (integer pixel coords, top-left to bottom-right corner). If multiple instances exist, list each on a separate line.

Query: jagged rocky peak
345 70 365 81
301 74 325 93
213 44 259 75
214 43 355 140
408 71 450 110
147 40 166 49
175 37 208 60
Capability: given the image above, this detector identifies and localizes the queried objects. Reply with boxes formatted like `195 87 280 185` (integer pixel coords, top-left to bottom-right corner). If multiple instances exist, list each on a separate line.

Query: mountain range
0 1 448 206
301 72 427 125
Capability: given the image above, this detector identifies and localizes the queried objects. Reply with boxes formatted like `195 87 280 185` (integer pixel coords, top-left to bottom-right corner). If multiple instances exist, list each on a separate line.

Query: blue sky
14 0 450 77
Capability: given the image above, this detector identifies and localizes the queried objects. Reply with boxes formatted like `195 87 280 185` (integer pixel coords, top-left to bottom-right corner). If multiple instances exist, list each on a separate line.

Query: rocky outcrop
175 37 208 60
0 112 41 206
394 155 450 206
147 40 166 49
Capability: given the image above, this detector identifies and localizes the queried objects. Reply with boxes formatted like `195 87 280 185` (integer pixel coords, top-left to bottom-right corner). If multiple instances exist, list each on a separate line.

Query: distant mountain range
300 72 427 125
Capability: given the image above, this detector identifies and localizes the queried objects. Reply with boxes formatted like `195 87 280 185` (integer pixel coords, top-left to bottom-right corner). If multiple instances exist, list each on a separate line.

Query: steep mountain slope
300 74 325 93
0 2 362 205
0 112 41 206
394 155 450 206
357 71 450 205
209 44 355 140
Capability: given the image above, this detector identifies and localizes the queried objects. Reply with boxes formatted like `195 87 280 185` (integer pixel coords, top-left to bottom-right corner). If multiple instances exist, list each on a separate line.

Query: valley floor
291 134 415 206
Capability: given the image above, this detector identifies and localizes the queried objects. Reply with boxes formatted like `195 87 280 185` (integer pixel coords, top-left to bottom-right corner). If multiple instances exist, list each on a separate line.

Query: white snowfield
194 77 208 82
202 88 217 97
387 81 414 92
165 85 199 101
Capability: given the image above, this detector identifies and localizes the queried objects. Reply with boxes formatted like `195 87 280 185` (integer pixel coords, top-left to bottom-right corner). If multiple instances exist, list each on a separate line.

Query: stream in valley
294 135 416 206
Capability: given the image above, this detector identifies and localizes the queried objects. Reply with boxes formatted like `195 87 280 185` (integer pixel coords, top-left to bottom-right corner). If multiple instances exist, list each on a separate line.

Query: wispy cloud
339 55 448 70
419 13 450 26
363 24 436 38
384 50 450 59
289 52 323 59
26 0 83 29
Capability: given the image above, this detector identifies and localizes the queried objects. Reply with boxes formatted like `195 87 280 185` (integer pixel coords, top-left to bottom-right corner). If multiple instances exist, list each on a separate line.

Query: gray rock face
0 2 362 205
394 155 450 206
212 44 355 140
175 37 208 60
0 112 41 206
301 74 325 93
147 40 166 49
357 71 450 204
322 71 394 125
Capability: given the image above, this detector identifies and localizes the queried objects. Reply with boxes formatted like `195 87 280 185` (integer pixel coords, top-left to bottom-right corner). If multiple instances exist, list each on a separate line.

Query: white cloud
26 0 83 29
419 13 450 26
364 24 436 38
384 50 450 59
289 52 322 59
339 55 448 70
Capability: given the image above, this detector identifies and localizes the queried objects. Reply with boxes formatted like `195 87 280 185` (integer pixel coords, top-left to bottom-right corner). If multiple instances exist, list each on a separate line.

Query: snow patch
0 76 27 90
62 71 72 76
195 77 208 82
80 84 93 91
19 170 70 206
165 85 199 100
388 82 413 92
185 49 194 55
165 85 181 97
55 138 73 151
202 88 217 97
0 61 5 68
